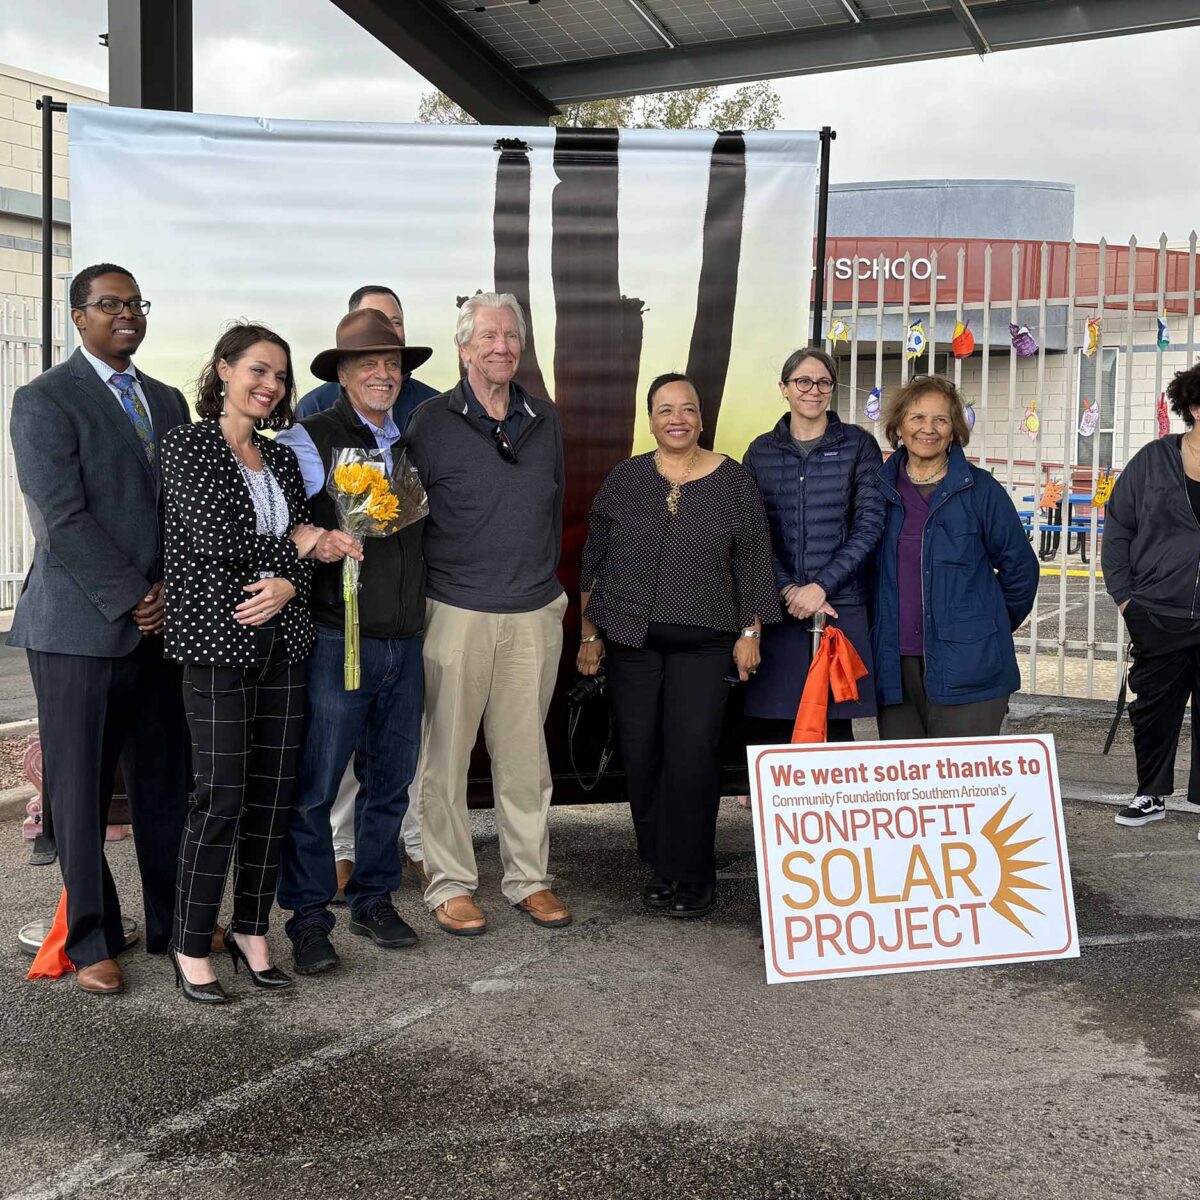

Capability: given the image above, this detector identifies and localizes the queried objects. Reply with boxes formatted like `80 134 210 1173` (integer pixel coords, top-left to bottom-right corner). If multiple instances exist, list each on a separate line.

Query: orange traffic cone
791 626 868 744
27 887 74 980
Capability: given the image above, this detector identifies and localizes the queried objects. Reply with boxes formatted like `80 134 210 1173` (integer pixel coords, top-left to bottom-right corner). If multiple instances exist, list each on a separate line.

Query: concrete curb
0 783 34 819
1060 785 1200 815
0 719 36 738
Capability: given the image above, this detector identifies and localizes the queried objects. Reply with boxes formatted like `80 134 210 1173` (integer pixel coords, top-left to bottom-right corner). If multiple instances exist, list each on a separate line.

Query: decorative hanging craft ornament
952 320 975 359
964 398 976 432
1158 312 1171 352
905 321 928 360
1092 472 1115 508
1022 399 1040 441
1010 323 1039 357
1157 392 1171 438
1078 398 1099 438
825 318 852 346
864 386 882 422
1039 479 1064 511
1084 316 1102 359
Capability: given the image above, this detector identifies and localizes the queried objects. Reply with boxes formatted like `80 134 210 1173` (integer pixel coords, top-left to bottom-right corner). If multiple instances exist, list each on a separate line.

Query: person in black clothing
578 373 780 917
162 323 330 1002
275 308 427 974
1104 361 1200 830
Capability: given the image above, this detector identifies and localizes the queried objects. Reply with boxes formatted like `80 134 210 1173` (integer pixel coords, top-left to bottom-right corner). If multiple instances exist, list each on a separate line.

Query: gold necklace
906 455 948 484
654 447 700 514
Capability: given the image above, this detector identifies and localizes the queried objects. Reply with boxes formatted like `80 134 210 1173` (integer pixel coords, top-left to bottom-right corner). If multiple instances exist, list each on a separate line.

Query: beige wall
0 62 106 301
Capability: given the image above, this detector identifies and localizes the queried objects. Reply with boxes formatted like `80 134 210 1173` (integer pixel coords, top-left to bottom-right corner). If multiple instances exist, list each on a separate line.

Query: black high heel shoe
226 931 294 990
168 947 228 1004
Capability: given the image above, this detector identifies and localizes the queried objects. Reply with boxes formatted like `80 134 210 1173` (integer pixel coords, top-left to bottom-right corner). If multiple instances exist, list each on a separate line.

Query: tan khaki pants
419 593 566 909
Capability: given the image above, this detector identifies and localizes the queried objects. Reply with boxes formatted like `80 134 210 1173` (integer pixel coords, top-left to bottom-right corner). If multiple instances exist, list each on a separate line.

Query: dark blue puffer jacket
743 413 886 607
870 444 1039 706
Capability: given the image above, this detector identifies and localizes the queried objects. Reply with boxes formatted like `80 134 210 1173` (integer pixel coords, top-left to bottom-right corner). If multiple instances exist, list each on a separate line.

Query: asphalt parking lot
3 706 1200 1200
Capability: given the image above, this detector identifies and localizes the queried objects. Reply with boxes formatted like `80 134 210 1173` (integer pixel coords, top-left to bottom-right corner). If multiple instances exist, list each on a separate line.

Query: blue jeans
278 625 423 937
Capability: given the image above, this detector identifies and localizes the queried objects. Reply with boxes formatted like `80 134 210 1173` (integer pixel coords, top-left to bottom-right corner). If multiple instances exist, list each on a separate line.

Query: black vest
301 395 425 639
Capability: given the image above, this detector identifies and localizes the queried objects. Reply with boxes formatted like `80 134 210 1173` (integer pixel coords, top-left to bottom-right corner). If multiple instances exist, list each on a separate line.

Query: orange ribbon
27 888 74 980
791 626 869 744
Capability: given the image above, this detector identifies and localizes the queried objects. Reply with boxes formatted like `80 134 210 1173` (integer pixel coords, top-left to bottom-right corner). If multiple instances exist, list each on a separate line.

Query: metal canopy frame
518 0 1200 106
328 0 561 125
101 0 1200 125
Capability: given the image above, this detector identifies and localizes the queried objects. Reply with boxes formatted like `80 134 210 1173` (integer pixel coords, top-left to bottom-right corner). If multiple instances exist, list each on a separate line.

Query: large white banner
68 107 817 463
749 735 1078 984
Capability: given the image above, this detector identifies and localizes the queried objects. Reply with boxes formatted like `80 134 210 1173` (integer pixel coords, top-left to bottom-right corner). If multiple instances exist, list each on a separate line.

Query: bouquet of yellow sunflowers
327 448 428 689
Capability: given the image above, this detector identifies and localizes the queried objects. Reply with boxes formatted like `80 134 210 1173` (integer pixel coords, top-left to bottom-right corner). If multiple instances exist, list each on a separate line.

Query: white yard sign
749 736 1078 984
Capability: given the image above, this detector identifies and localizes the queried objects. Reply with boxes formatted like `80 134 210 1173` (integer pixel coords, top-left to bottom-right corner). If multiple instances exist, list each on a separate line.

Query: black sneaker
349 899 419 949
1114 795 1166 827
291 926 339 975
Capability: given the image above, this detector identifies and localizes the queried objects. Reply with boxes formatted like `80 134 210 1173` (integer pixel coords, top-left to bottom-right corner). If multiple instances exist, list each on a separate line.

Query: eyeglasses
77 297 152 316
787 376 835 394
492 423 518 464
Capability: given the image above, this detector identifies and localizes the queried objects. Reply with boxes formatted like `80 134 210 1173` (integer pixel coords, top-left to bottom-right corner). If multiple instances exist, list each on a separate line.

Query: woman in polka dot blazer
578 372 781 919
160 322 360 1003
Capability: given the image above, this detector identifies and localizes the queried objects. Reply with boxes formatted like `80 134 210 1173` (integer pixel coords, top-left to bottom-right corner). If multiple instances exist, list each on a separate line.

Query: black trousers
606 623 736 885
744 716 855 747
27 640 189 969
877 656 1009 740
1124 602 1200 798
175 626 306 957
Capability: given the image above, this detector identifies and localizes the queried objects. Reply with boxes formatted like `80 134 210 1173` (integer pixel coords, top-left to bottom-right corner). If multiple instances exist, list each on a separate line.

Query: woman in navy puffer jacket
742 348 885 741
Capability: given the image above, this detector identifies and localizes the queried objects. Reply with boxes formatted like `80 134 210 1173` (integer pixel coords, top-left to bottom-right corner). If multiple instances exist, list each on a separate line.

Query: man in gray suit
10 263 191 994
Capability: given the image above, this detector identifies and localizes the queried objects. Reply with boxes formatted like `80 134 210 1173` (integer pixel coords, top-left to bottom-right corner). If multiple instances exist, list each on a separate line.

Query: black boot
669 882 715 919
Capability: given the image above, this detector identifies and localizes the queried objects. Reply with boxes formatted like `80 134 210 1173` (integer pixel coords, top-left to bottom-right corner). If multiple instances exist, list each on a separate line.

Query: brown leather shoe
515 889 572 928
333 858 354 904
210 925 227 955
434 895 486 937
76 959 124 994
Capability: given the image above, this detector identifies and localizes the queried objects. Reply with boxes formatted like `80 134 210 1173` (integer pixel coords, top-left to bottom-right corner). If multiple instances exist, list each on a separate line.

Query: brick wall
0 61 106 301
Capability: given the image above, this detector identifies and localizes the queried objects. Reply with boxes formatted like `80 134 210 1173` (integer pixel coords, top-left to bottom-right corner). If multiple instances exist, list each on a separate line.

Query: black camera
567 668 606 706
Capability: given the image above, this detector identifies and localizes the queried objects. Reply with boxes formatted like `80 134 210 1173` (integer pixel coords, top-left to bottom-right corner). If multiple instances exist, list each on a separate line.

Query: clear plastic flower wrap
326 447 428 688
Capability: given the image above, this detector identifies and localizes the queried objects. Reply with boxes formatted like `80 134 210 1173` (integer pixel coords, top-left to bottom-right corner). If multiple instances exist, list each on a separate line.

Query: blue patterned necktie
108 372 156 465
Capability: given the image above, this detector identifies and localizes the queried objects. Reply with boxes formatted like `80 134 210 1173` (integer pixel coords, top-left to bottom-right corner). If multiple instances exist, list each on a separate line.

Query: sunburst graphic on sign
981 797 1051 935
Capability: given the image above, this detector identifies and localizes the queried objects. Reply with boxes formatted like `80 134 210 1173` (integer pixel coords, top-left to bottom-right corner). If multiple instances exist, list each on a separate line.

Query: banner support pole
811 126 836 348
36 96 68 376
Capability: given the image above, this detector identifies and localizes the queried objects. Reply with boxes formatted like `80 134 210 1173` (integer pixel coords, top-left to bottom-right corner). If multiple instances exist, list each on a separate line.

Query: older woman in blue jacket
743 348 885 742
871 375 1038 738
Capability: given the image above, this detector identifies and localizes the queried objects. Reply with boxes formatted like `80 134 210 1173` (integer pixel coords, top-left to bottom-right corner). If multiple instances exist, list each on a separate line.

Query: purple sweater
896 467 933 656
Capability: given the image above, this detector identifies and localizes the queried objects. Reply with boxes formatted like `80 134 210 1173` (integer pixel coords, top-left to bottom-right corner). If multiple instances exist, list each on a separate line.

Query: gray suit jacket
8 348 191 657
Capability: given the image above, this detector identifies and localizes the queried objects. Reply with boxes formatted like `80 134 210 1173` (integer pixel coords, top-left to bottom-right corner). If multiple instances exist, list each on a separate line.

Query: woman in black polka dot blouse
160 322 360 1003
577 372 781 918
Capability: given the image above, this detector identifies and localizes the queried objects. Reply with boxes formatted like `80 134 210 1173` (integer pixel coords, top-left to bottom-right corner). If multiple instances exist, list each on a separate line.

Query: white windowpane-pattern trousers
174 626 306 957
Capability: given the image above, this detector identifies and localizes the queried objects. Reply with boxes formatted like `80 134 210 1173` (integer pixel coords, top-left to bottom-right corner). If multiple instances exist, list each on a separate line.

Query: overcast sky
4 0 1198 243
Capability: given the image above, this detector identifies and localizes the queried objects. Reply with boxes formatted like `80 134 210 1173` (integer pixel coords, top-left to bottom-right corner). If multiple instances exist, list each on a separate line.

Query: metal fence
820 233 1199 702
0 285 70 610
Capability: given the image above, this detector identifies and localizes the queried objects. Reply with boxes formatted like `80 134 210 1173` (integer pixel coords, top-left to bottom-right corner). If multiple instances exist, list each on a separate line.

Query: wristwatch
740 627 761 640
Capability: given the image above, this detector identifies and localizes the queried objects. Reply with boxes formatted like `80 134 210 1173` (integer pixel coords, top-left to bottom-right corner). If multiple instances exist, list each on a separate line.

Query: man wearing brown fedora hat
275 308 432 975
296 285 438 902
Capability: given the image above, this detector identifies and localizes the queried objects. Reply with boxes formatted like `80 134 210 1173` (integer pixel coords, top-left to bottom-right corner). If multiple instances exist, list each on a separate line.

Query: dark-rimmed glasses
787 375 835 394
492 423 519 464
77 296 152 316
